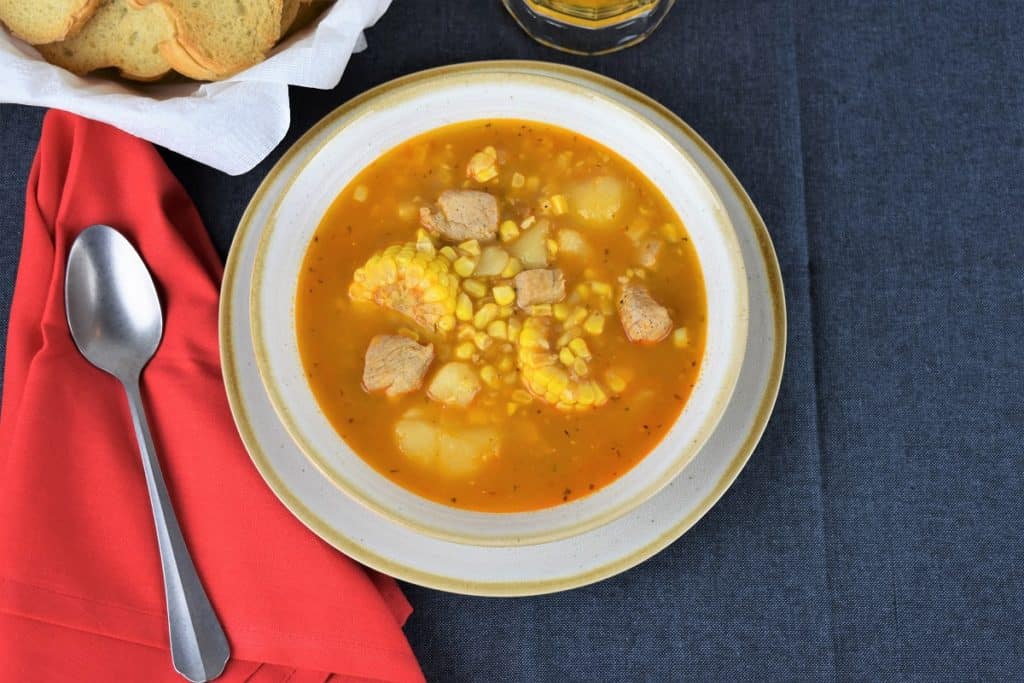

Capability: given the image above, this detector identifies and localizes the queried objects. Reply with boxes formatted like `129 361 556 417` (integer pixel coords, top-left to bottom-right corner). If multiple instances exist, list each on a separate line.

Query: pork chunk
617 282 672 343
362 334 435 397
514 268 566 309
419 190 498 242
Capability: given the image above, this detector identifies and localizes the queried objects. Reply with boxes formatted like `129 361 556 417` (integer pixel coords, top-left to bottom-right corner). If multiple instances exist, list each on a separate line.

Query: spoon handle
123 378 230 683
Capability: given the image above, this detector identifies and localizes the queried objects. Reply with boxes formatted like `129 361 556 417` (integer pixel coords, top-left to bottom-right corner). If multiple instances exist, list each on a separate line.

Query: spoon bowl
66 225 163 378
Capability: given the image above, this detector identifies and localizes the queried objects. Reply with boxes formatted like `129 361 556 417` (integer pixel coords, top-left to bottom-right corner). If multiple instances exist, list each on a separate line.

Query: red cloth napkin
0 111 424 683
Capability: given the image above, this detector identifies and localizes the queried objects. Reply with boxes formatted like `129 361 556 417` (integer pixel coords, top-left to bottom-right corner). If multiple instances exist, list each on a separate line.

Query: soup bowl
250 67 749 546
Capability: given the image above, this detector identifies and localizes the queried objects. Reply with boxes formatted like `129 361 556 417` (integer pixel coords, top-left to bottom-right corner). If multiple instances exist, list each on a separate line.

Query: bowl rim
248 67 750 546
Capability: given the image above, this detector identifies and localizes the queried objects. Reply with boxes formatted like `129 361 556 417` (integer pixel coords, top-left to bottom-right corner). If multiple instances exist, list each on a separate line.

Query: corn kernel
473 167 498 182
492 285 516 306
512 389 534 404
575 283 590 298
673 327 690 348
499 220 520 242
467 147 499 183
660 222 681 243
353 185 368 202
480 365 500 388
439 245 458 261
474 331 493 351
487 319 508 339
568 306 588 326
510 172 525 188
498 355 515 372
437 315 456 332
507 317 522 342
547 369 570 395
474 302 500 328
553 303 570 321
507 402 519 415
592 281 613 297
399 202 417 221
501 257 523 278
568 338 591 359
572 358 589 377
520 215 536 230
530 304 553 316
550 194 568 215
463 279 488 298
453 256 477 277
518 325 543 349
456 293 474 321
605 369 628 393
526 176 540 191
422 284 448 303
583 313 606 335
458 239 481 256
499 305 514 318
455 342 476 359
559 347 575 366
546 239 559 257
457 323 476 341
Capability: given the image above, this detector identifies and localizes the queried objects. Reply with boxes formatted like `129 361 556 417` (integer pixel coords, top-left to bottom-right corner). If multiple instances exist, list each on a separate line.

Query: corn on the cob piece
515 316 609 412
349 242 459 332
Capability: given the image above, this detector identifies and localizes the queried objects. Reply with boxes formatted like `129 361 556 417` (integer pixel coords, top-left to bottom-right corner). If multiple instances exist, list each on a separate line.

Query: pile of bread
0 0 328 81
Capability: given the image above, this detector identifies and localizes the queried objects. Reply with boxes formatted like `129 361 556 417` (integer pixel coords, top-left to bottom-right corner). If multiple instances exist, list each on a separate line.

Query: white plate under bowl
249 68 749 546
220 61 785 595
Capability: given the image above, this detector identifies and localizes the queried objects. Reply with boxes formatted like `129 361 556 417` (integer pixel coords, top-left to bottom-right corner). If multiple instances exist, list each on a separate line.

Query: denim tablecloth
1 1 1022 680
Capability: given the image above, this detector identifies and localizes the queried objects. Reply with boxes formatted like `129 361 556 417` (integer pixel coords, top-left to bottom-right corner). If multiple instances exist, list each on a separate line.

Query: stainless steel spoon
65 225 229 683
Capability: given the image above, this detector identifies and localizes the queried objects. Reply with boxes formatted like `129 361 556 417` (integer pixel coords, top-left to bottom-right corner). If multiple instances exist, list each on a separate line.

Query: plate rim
218 59 787 596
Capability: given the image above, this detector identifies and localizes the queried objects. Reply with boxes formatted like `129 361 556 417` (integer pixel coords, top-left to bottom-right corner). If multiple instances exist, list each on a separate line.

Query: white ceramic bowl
250 70 749 546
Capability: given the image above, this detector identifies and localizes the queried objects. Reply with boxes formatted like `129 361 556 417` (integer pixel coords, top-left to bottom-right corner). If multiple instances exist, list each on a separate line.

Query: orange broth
296 119 706 512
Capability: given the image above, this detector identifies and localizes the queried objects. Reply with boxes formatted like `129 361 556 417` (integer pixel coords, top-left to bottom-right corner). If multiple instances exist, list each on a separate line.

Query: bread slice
0 0 100 44
280 0 300 35
136 0 283 80
286 0 328 38
37 0 174 81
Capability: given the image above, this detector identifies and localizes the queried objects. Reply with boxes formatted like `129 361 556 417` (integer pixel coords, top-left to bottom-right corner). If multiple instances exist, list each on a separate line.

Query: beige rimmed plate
250 68 748 546
220 61 785 596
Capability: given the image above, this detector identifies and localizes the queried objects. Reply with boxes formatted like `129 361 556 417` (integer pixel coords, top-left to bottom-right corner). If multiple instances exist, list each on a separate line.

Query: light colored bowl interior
251 71 749 546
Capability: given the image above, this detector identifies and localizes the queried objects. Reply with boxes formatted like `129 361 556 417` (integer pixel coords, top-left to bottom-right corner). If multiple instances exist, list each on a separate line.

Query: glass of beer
503 0 676 55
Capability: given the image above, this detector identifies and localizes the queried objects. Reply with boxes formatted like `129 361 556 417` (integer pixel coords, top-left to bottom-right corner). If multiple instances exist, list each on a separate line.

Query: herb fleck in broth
296 119 707 512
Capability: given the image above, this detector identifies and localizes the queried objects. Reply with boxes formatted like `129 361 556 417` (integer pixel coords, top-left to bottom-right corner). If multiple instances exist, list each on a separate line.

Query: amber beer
503 0 675 54
528 0 663 24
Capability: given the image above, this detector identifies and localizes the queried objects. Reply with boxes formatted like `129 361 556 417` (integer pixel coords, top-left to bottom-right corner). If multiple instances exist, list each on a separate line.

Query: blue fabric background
1 1 1021 680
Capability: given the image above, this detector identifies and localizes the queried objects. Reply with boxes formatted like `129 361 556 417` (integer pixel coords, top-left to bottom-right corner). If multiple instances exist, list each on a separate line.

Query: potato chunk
508 218 550 268
474 244 511 277
362 334 434 397
556 229 590 257
637 238 662 268
618 282 672 343
394 407 499 476
567 175 625 227
427 362 482 406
